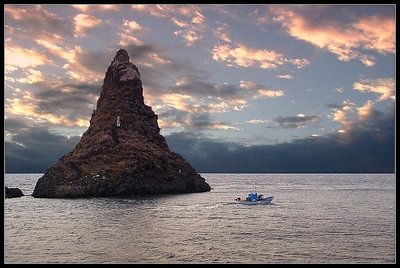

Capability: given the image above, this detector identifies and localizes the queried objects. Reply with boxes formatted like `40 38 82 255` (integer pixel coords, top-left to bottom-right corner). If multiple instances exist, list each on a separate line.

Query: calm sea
4 173 396 264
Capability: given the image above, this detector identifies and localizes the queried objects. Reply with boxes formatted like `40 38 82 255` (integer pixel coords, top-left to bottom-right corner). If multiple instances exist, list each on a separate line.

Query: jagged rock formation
5 187 24 198
32 49 211 198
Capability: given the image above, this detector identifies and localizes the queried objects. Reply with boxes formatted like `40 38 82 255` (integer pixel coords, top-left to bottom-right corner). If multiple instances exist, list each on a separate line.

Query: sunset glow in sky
4 4 395 173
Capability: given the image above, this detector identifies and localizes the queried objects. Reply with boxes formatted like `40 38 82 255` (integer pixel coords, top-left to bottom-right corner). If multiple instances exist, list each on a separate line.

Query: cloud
212 43 283 69
172 12 206 47
120 43 197 95
16 69 46 84
118 33 144 46
327 76 394 134
246 119 269 124
5 96 394 174
240 80 284 98
118 19 147 46
5 45 52 69
123 19 145 31
165 105 394 173
356 100 376 121
210 5 271 26
150 76 284 119
192 10 205 24
33 44 110 83
273 114 320 129
71 49 113 75
249 8 270 25
5 121 81 173
33 83 100 120
352 12 395 54
353 78 395 101
72 4 122 12
172 76 241 98
5 93 37 119
212 23 232 43
171 17 188 28
5 42 204 132
5 5 73 40
277 74 293 80
5 78 100 128
174 30 203 47
74 13 103 37
145 76 284 133
158 108 239 132
359 55 376 67
212 43 309 69
132 4 206 47
34 38 75 63
270 5 395 66
132 4 203 19
328 100 356 132
131 4 171 18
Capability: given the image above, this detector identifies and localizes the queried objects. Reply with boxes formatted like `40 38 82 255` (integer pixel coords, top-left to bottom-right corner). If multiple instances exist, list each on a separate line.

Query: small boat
234 191 274 205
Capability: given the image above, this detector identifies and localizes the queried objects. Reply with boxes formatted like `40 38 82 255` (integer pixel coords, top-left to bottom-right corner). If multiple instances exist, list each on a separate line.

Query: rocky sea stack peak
112 48 130 64
32 49 211 198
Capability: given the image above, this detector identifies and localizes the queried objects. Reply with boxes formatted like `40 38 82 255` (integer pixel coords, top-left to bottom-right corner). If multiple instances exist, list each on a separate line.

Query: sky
4 4 396 173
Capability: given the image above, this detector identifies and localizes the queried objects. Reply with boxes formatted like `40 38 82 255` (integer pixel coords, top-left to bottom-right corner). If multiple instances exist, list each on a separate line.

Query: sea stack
32 49 211 198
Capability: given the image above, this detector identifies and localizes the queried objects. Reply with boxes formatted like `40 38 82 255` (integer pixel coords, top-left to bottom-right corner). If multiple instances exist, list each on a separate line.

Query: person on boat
257 194 264 200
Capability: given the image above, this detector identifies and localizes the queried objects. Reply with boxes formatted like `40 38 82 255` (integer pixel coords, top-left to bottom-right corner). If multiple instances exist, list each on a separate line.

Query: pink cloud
212 43 309 70
74 13 103 37
5 45 51 69
353 78 395 101
72 4 122 12
270 6 394 67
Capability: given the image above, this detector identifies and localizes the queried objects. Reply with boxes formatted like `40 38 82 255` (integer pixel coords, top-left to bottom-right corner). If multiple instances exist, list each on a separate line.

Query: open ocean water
4 173 396 264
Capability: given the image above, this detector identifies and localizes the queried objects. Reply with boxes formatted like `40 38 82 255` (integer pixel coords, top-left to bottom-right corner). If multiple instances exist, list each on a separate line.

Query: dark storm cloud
5 106 394 173
5 125 80 173
273 115 320 129
166 110 394 173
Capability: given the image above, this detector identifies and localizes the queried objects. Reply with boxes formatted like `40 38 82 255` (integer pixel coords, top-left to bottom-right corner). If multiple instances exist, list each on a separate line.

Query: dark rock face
32 49 211 198
6 187 24 198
